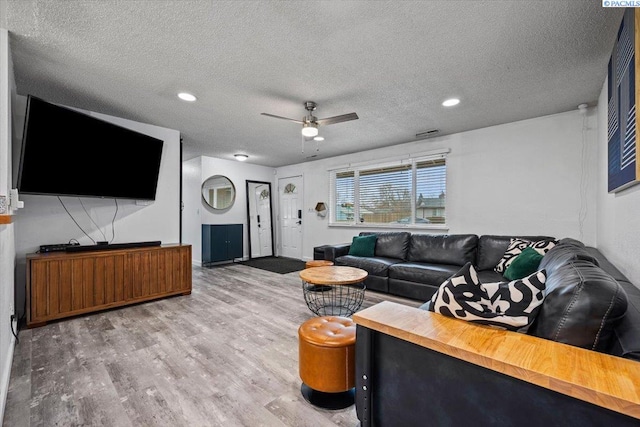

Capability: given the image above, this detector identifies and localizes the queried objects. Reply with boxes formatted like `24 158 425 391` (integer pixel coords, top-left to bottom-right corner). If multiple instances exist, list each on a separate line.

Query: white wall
182 157 202 264
182 156 274 264
0 27 17 425
276 109 598 260
596 78 640 286
14 97 181 253
13 96 182 318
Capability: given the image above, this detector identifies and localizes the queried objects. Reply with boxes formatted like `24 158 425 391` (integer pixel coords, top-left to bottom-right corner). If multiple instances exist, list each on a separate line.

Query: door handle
296 220 302 225
257 215 260 223
298 209 302 219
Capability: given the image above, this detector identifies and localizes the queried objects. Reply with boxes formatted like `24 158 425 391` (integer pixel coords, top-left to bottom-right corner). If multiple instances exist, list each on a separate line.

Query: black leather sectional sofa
342 233 640 427
318 232 553 300
318 231 640 360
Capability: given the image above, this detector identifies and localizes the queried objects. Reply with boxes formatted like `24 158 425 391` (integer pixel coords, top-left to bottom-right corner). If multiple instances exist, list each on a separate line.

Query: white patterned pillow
429 262 547 332
494 238 556 273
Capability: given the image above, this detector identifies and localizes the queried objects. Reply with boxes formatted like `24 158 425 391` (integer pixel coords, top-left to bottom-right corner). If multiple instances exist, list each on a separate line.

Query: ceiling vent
416 129 440 140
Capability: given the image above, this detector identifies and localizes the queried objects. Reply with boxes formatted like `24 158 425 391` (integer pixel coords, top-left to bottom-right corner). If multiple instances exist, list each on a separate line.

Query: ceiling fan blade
260 113 303 124
316 112 359 126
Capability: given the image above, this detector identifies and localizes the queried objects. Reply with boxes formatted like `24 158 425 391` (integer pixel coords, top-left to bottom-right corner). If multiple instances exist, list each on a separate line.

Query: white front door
279 175 303 259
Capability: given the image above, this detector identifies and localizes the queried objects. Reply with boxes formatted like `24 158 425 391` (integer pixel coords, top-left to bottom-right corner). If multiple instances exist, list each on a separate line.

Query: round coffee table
299 266 368 317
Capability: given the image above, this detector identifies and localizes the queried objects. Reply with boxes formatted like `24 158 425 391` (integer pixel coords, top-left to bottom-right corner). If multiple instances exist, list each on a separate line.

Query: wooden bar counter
353 301 640 421
26 244 192 328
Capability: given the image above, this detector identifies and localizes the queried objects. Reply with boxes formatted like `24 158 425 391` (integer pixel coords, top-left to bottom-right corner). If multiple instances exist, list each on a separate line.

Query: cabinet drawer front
30 254 126 322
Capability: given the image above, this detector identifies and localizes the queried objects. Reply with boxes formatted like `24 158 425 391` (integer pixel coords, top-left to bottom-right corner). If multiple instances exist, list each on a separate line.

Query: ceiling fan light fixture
234 153 249 161
313 136 324 141
302 123 319 137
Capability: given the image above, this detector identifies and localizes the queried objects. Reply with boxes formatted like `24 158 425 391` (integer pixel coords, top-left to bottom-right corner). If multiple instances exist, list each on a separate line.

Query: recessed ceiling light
313 136 325 141
178 92 197 102
234 154 248 161
442 98 460 107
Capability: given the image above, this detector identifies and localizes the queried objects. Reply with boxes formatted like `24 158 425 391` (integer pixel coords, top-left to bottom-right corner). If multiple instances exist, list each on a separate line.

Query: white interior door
279 176 303 259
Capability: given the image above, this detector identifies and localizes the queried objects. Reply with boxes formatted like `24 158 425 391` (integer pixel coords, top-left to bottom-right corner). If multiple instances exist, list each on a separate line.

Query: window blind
415 159 446 224
359 164 411 224
333 171 355 222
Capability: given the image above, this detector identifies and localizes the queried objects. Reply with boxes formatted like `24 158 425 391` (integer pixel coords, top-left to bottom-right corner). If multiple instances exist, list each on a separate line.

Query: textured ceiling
3 1 624 167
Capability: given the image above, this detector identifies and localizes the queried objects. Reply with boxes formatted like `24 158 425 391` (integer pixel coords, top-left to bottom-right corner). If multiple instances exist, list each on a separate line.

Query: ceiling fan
261 101 358 138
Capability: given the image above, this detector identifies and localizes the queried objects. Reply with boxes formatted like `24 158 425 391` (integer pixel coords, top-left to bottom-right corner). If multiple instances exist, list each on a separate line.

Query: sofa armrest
323 243 351 261
353 302 640 424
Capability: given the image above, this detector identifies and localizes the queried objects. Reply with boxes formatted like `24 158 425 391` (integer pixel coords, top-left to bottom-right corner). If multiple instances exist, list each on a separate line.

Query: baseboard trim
0 319 16 425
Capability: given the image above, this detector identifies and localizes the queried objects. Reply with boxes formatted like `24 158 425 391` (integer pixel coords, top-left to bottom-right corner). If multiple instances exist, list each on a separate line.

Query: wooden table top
299 266 368 285
305 260 334 268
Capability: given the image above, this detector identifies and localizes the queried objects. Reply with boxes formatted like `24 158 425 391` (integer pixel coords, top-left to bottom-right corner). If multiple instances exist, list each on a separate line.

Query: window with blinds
415 159 446 224
359 164 412 224
329 155 447 226
334 171 355 223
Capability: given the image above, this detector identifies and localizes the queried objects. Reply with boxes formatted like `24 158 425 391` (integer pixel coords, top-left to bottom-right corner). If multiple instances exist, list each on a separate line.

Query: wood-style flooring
3 263 421 427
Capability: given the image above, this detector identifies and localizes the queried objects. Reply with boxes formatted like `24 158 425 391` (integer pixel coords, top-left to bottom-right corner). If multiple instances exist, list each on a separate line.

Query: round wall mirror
202 175 236 210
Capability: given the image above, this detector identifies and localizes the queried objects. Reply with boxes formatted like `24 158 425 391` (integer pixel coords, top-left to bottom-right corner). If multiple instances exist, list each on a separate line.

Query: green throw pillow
503 247 544 281
348 234 377 257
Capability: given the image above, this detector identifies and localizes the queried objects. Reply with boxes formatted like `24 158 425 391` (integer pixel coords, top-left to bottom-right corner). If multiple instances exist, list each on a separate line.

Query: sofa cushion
583 248 640 361
348 234 377 257
586 247 625 281
528 260 628 352
335 255 400 277
538 240 599 276
407 234 478 266
494 238 556 273
360 232 411 260
428 263 547 332
608 279 640 361
477 270 504 283
504 247 543 281
322 243 351 261
389 278 440 301
476 235 555 271
388 262 461 287
555 237 586 248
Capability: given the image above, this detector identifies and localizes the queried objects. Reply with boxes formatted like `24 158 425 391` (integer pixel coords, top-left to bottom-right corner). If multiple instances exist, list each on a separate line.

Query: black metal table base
301 383 355 410
302 280 365 318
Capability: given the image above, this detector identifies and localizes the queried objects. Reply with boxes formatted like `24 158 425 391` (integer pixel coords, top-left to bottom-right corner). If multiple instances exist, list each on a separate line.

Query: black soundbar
65 241 162 253
40 242 81 253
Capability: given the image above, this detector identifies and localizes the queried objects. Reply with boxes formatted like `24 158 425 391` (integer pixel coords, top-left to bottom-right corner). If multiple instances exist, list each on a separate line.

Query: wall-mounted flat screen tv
17 95 164 200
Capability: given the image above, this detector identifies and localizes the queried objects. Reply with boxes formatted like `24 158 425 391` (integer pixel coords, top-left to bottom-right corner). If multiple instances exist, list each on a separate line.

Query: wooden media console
26 244 192 328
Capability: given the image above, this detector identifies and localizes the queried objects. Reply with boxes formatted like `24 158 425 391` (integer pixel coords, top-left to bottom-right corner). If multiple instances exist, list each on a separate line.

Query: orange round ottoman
298 316 356 409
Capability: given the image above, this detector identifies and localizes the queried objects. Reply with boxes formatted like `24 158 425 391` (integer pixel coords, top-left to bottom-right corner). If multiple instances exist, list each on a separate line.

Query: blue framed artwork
608 8 640 193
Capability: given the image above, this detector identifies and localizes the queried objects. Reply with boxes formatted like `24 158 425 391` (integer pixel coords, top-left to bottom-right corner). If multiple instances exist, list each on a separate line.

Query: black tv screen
18 95 164 200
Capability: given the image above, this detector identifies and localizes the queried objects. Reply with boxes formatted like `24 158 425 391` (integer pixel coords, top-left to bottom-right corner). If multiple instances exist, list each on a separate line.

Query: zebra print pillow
494 238 556 273
429 262 547 332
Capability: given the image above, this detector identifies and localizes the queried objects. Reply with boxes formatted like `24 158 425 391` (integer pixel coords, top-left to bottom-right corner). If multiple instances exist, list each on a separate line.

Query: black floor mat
238 256 306 274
